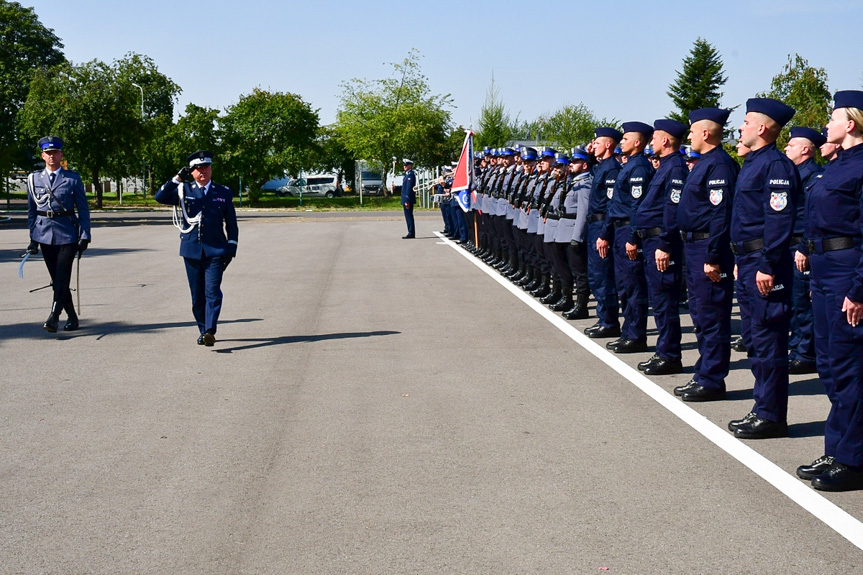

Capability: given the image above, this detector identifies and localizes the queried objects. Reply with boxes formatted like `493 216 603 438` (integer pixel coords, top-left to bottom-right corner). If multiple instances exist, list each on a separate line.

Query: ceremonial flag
451 130 474 212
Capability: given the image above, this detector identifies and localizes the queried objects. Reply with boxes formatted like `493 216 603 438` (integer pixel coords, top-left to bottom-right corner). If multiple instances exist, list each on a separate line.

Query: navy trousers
403 202 415 237
184 255 225 335
789 266 816 362
587 219 619 329
613 227 648 342
643 236 682 360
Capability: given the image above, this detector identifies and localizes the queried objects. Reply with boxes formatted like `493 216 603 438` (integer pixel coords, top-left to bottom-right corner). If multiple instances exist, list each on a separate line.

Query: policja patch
770 191 788 211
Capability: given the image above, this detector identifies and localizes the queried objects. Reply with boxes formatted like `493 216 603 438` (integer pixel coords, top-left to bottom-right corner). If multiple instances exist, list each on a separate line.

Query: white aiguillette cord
172 180 202 233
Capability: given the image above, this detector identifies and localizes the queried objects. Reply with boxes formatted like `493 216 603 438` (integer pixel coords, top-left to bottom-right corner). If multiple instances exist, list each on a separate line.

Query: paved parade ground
2 210 863 574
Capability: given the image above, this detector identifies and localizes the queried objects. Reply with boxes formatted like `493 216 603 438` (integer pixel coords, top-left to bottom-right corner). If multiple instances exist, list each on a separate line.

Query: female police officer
25 136 91 332
796 91 863 491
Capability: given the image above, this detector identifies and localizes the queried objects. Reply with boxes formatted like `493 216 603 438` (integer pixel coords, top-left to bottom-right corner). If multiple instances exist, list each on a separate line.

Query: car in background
282 173 342 198
360 171 383 195
261 177 290 192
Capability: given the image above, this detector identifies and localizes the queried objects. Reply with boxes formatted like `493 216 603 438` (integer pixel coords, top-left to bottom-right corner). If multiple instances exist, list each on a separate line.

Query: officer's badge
709 189 723 206
632 186 642 199
770 191 788 211
607 187 614 199
670 189 681 204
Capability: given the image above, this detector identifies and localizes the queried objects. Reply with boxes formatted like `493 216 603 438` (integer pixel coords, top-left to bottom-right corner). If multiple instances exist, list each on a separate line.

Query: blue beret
789 127 826 147
521 147 538 161
689 108 730 126
595 127 623 141
553 152 570 165
653 119 688 140
187 150 213 167
614 146 622 155
746 97 796 127
687 151 701 160
621 121 654 138
570 146 589 161
539 147 557 158
38 136 64 151
833 90 863 111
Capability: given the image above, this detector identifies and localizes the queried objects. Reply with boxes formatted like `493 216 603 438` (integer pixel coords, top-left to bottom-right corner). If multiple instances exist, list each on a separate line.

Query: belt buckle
806 240 816 254
680 230 687 241
47 208 54 218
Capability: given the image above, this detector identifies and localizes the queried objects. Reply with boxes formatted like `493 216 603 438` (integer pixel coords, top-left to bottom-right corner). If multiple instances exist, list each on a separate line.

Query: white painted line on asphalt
435 232 863 552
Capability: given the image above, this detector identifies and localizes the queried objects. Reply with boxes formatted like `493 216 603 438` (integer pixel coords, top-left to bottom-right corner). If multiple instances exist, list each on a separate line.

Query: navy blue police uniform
676 108 739 401
586 128 623 336
401 160 417 239
635 119 688 372
603 122 655 351
155 150 239 345
801 90 863 491
729 98 799 437
26 136 91 332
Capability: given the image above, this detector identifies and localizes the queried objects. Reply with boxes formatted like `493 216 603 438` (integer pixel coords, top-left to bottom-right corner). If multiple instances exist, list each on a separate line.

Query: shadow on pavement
788 420 826 438
213 330 401 353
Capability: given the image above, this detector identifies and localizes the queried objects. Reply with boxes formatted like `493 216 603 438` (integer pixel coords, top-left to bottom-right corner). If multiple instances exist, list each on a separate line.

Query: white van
282 173 342 198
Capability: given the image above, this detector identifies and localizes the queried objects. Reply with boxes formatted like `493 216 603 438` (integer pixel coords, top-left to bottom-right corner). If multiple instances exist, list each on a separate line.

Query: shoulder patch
769 178 791 187
708 179 726 186
770 191 788 211
670 189 681 204
709 189 723 206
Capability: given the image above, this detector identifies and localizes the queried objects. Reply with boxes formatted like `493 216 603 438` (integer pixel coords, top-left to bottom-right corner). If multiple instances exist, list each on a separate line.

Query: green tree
537 104 603 150
145 103 222 191
335 49 453 193
667 38 729 124
475 75 514 148
18 59 142 208
0 1 65 175
757 54 831 148
219 88 319 192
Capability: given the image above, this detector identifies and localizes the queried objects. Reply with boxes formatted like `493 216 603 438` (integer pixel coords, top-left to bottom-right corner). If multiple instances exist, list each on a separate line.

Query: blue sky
24 0 863 135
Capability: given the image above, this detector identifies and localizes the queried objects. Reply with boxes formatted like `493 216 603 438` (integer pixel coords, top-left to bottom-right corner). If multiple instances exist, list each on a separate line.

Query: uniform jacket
635 152 687 254
155 179 239 259
792 158 823 239
401 169 417 204
605 152 655 244
588 156 621 219
556 171 592 244
27 168 91 245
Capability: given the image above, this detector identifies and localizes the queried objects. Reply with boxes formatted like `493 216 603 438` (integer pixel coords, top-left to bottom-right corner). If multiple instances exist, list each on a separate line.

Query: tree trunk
91 168 103 209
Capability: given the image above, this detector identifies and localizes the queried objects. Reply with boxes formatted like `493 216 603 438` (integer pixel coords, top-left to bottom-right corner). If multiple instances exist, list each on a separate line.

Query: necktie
49 172 56 186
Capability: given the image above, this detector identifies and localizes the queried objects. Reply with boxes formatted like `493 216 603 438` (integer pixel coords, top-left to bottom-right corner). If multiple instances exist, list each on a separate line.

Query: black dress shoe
681 384 726 402
562 305 589 320
63 315 79 331
727 411 756 432
638 354 660 371
402 234 415 239
788 358 817 375
796 455 835 481
588 325 621 339
584 322 602 335
197 334 205 345
202 331 216 347
606 337 624 350
612 339 648 354
673 379 698 396
812 463 863 492
644 357 683 375
733 416 787 439
731 335 747 353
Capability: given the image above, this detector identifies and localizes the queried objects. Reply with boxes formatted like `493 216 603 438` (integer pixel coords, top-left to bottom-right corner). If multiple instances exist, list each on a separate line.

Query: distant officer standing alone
25 136 91 332
155 151 238 346
401 158 417 239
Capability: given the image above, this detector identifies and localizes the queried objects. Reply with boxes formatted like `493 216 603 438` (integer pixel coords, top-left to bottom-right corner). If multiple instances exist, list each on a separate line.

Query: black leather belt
37 210 74 218
730 238 764 256
638 227 663 239
681 231 710 242
807 236 857 255
546 213 560 220
589 213 606 222
791 235 803 245
561 213 578 220
612 218 631 228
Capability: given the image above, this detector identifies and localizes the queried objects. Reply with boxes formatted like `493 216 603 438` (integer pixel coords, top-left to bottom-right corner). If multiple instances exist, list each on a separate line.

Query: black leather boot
43 302 62 333
531 274 551 298
550 287 574 311
517 266 535 287
540 277 561 304
563 294 590 320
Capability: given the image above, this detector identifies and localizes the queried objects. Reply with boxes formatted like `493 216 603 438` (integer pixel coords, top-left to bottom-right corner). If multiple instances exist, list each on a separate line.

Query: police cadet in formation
600 122 655 354
527 148 557 298
155 150 238 346
482 150 505 265
511 147 540 287
477 148 496 258
675 108 739 402
503 148 527 281
585 129 623 338
727 98 800 439
784 126 825 375
434 169 450 237
25 136 91 332
795 90 863 491
496 148 518 267
541 153 570 307
401 158 417 239
555 147 593 319
634 120 689 375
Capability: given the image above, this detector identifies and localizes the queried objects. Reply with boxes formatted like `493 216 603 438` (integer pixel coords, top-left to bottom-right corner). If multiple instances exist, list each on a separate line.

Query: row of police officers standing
444 91 863 492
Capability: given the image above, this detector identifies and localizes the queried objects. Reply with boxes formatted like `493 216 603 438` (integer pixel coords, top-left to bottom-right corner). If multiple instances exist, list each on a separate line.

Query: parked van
282 173 342 198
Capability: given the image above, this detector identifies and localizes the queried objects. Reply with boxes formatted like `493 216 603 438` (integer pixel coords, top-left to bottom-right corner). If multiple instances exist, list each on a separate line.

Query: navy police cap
187 150 213 167
539 147 557 158
833 90 863 111
789 127 827 147
570 146 589 161
554 152 570 165
688 107 730 126
687 150 701 160
521 147 538 161
622 121 654 138
38 136 64 151
500 147 515 156
746 97 796 127
482 146 492 155
653 119 688 140
595 127 623 141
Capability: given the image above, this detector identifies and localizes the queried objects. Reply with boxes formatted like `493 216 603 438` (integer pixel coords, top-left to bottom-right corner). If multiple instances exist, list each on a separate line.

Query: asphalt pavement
1 210 862 574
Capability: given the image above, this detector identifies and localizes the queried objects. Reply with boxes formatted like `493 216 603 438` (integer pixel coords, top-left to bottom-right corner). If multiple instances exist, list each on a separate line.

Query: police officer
785 127 826 374
514 147 540 287
675 108 739 402
559 147 593 319
585 128 623 338
601 122 655 353
635 119 688 374
401 158 417 239
795 90 863 491
155 150 239 346
727 98 800 439
25 136 91 332
543 153 570 307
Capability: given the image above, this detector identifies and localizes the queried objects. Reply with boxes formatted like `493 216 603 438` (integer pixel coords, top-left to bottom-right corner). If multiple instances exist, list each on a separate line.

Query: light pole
131 82 145 201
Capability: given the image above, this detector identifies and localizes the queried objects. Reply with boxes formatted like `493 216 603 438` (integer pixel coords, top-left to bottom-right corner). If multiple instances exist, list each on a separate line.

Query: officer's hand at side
24 240 39 256
842 297 863 327
77 238 89 255
176 166 192 182
625 242 639 261
794 250 809 273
